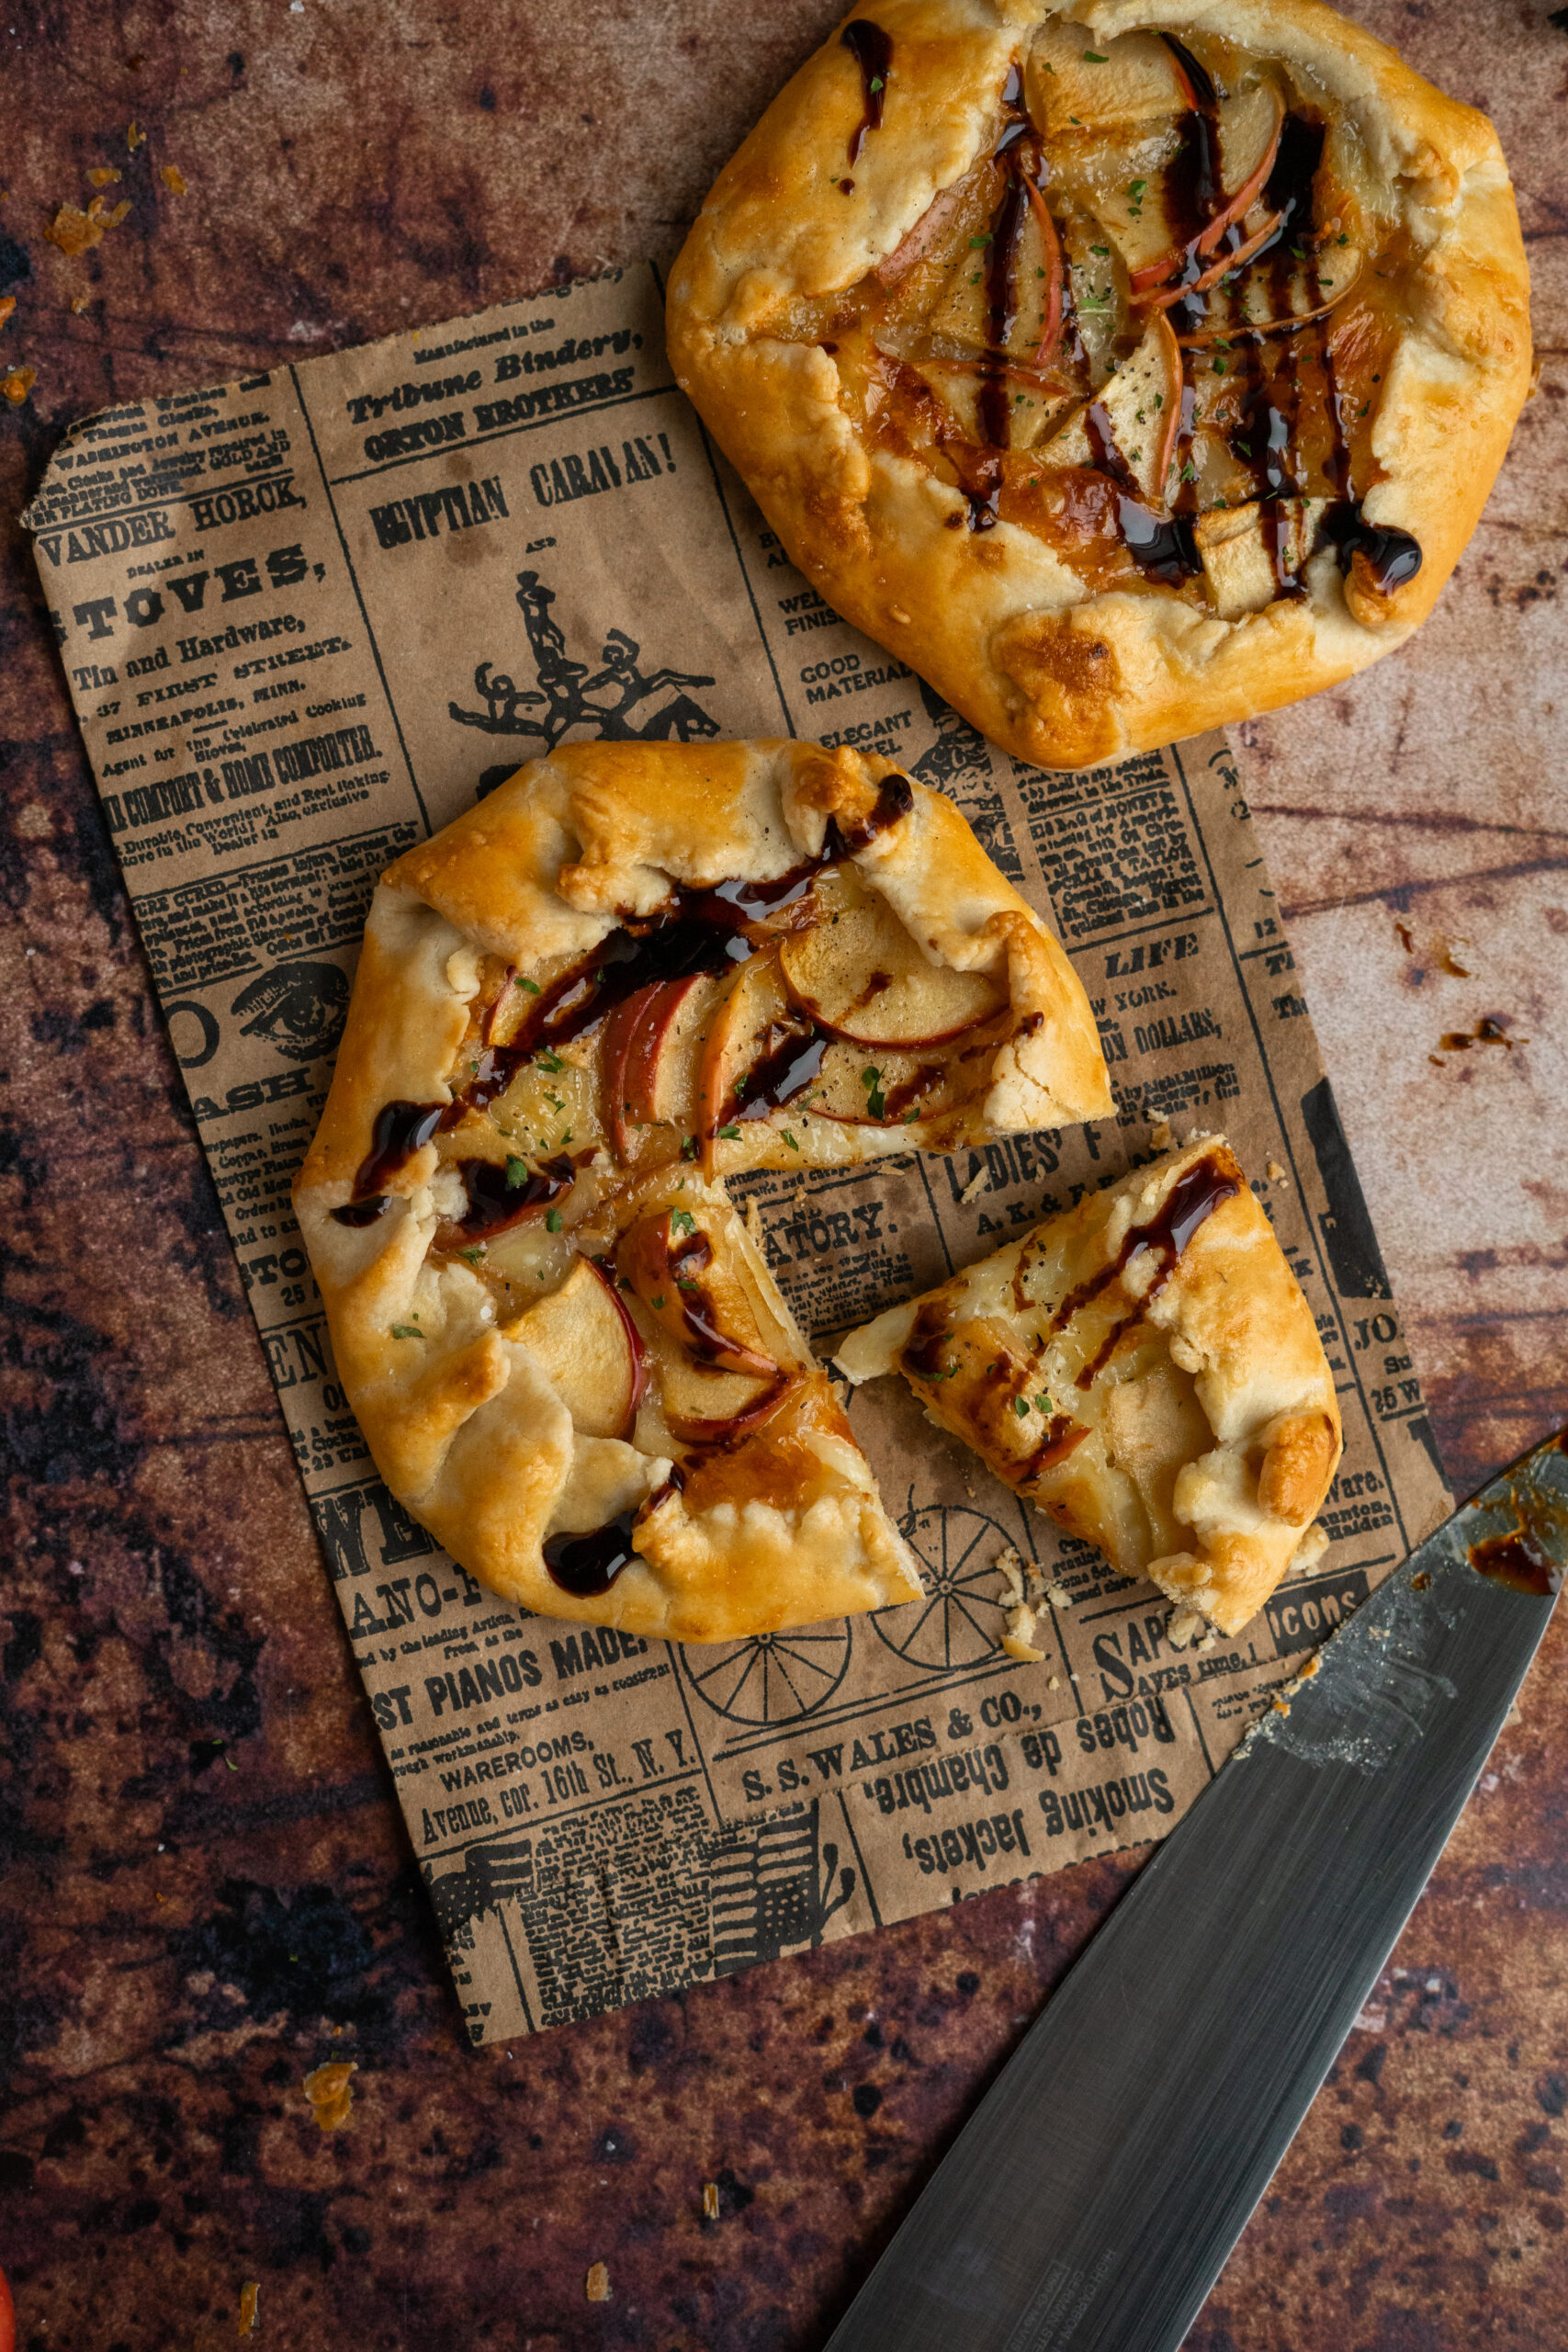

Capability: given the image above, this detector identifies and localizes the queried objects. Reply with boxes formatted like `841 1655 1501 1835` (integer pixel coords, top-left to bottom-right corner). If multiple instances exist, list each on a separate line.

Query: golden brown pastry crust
294 738 1111 1640
836 1135 1342 1634
667 0 1531 768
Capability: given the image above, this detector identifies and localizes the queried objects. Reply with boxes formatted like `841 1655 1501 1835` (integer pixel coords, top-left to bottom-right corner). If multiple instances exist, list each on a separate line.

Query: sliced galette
294 736 1111 1637
836 1136 1341 1634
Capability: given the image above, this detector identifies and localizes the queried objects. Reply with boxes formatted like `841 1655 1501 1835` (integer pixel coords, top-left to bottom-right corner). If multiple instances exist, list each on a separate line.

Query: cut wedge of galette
294 737 1111 1638
836 1136 1341 1634
667 0 1531 766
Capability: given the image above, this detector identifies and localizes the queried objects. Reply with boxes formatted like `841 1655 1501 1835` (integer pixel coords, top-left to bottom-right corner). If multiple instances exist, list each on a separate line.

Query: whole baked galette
294 739 1111 1640
667 0 1531 767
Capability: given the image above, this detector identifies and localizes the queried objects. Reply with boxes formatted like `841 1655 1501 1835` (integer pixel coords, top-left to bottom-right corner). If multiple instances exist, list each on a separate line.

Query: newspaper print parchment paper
25 263 1450 2044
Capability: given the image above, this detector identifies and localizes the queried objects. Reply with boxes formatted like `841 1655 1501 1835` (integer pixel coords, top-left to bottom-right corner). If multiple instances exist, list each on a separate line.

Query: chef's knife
823 1428 1567 2352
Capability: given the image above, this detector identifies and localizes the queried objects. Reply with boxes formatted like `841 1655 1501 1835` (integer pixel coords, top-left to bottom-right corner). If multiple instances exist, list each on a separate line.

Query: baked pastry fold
836 1136 1341 1634
295 737 1111 1638
667 0 1531 767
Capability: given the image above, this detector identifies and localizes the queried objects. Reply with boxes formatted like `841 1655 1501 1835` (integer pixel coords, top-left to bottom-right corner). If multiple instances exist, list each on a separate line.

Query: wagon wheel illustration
873 1503 1012 1670
680 1622 853 1726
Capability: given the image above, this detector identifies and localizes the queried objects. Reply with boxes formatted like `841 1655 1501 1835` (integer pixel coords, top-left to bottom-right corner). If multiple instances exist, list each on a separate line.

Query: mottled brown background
0 3 1563 2346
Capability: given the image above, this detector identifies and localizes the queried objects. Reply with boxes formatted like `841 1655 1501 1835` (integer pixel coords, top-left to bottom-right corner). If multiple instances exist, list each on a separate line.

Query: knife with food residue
823 1428 1566 2352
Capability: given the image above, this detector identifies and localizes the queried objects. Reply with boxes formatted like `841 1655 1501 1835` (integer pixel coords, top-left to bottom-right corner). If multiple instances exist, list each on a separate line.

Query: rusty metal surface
0 3 1563 2346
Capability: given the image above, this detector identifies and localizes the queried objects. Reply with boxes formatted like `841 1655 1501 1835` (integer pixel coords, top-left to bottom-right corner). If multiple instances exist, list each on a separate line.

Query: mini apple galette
666 0 1530 768
293 737 1111 1638
836 1136 1341 1634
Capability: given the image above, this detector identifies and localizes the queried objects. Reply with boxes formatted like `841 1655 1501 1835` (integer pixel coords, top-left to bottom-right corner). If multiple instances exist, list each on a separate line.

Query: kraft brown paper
26 264 1449 2043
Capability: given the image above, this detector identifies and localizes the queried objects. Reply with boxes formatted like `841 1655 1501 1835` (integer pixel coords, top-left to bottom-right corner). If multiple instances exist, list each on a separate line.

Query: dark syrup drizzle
1048 1153 1241 1386
543 1469 686 1599
841 20 894 164
899 1306 1085 1481
446 1153 575 1243
332 1193 391 1228
666 1229 751 1365
342 1097 446 1206
967 62 1037 530
729 1022 832 1124
351 774 916 1183
1083 402 1201 583
1467 1526 1562 1598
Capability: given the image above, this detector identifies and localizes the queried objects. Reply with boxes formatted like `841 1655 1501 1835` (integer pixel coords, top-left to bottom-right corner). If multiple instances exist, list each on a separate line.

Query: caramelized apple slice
694 952 791 1164
511 1255 647 1441
618 1209 779 1380
927 187 1059 368
662 1365 803 1449
778 865 1002 1047
604 972 720 1158
1026 21 1190 135
805 1031 1002 1127
1202 83 1285 258
1036 313 1183 503
1196 500 1325 617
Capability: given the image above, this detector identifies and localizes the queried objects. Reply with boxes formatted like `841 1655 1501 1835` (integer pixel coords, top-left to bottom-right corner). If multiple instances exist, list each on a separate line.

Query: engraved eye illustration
231 960 350 1063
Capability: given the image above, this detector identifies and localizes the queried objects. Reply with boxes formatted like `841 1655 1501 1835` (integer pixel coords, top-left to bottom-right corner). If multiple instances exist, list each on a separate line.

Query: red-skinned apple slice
777 866 1002 1048
602 984 660 1160
693 953 795 1169
512 1254 647 1440
663 1369 804 1449
1130 83 1286 295
618 1211 779 1380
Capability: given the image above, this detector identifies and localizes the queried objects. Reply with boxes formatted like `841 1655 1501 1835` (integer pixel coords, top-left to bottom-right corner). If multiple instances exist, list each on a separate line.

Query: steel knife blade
822 1429 1567 2352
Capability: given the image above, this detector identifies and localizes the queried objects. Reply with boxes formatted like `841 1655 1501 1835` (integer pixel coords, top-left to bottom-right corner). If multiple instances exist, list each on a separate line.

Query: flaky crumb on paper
1150 1119 1172 1149
1166 1604 1208 1651
238 2280 260 2337
960 1165 989 1205
994 1544 1027 1607
303 2059 356 2131
1266 1159 1288 1183
702 2180 720 2220
1003 1602 1045 1662
586 2260 612 2302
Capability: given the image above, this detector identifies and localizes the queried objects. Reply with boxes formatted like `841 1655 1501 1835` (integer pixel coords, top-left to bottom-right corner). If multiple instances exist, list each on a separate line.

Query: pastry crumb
1047 1673 1060 1690
1166 1605 1207 1651
960 1166 989 1205
1002 1602 1045 1662
1043 1579 1072 1610
993 1544 1027 1606
2 366 36 405
1150 1119 1172 1149
303 2060 356 2131
238 2280 260 2336
1266 1159 1287 1183
702 2180 720 2220
586 2260 612 2302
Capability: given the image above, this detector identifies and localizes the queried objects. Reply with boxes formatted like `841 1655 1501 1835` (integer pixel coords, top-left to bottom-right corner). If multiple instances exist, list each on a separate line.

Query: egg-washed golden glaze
293 738 1112 1638
667 0 1531 768
837 1135 1342 1634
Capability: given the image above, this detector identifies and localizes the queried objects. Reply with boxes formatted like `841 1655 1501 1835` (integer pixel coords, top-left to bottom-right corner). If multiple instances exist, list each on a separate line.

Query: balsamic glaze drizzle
543 1471 686 1599
347 772 916 1186
1046 1153 1241 1387
331 1193 391 1228
543 1509 639 1598
350 1098 445 1199
1468 1525 1562 1598
841 20 894 164
446 1153 575 1242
